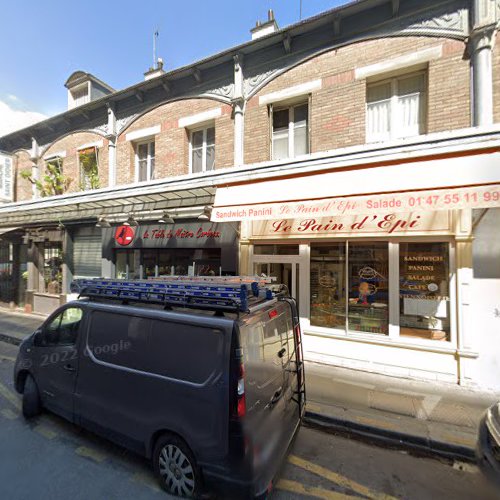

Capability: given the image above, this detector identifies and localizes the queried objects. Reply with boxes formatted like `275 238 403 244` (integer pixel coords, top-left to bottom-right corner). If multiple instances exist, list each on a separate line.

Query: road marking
1 408 18 420
34 424 58 440
0 381 21 410
75 446 108 463
288 455 397 500
0 355 16 362
131 471 161 492
277 479 354 499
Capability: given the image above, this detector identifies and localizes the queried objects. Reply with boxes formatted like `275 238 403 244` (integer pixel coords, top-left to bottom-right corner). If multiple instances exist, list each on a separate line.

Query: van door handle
63 364 76 372
270 387 283 406
277 348 286 358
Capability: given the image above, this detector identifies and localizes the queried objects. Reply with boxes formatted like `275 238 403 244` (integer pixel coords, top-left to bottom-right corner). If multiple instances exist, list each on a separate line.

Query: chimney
144 57 166 81
251 9 279 40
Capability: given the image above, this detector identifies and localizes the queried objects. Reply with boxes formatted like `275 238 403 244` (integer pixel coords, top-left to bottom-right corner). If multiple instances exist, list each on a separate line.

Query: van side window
88 311 223 383
88 311 150 371
40 307 83 346
148 320 223 383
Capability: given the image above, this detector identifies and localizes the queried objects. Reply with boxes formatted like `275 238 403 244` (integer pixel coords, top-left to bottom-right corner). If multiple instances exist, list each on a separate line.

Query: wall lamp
158 212 175 224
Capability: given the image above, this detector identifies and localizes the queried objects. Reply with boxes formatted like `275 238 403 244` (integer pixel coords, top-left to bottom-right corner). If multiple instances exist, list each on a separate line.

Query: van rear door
238 300 301 484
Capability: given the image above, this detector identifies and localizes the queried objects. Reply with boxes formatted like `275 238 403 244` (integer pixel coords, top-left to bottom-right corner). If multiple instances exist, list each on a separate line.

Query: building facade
0 0 499 390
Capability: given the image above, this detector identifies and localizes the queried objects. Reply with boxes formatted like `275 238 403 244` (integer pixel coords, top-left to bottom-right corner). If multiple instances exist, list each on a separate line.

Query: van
14 277 305 499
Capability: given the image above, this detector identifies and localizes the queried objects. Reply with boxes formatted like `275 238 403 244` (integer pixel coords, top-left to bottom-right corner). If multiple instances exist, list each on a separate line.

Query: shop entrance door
252 256 301 308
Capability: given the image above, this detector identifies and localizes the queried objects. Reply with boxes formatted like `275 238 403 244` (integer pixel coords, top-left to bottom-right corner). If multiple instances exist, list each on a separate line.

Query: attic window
71 84 90 107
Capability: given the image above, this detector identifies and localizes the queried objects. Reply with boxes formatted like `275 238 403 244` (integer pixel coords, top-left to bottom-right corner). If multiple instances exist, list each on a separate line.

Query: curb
304 410 476 464
0 333 23 346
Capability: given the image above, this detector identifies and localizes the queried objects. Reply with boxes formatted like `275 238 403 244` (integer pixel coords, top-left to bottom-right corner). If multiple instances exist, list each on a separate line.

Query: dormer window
70 84 90 108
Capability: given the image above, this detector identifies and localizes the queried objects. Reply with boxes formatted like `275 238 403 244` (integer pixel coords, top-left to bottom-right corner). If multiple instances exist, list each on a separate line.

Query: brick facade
4 35 482 202
13 150 34 202
116 98 234 185
33 132 110 196
244 36 471 165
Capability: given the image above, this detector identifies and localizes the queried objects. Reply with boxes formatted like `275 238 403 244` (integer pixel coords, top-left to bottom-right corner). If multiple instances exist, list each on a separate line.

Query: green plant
21 158 71 197
79 150 100 190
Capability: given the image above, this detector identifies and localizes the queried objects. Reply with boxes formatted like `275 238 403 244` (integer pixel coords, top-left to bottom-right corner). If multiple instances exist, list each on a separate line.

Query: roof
0 0 461 148
64 71 115 93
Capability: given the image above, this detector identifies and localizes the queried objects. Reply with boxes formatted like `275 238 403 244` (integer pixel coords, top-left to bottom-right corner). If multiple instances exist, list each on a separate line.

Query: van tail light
237 361 246 418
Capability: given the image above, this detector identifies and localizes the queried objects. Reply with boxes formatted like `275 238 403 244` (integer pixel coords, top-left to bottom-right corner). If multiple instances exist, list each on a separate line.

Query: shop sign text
142 227 221 240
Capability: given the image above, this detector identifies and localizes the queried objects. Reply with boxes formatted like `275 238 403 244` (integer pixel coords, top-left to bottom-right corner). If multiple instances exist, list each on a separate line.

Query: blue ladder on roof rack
70 277 275 313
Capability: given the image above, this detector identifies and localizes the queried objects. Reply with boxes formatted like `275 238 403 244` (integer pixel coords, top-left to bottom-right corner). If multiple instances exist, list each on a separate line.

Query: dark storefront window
116 250 137 279
44 243 63 294
399 242 450 341
115 248 222 279
0 243 14 303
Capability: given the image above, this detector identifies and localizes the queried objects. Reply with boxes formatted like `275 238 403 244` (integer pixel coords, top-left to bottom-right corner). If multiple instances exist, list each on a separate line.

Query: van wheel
22 374 41 418
153 434 201 498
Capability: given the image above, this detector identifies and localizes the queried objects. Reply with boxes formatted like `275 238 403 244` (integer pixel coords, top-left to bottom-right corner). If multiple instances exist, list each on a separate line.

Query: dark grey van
14 278 305 499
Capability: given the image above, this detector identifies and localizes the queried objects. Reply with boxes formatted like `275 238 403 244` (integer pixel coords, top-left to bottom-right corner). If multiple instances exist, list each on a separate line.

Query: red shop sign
115 225 136 246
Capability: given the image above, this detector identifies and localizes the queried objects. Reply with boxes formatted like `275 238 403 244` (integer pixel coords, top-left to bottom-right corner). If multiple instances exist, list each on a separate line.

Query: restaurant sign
251 211 452 238
214 184 500 222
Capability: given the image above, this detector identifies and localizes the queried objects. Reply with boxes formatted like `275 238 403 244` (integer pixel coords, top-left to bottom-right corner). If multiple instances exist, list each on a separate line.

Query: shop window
348 243 389 335
115 250 137 279
310 242 389 335
366 71 426 143
135 140 155 182
79 147 100 190
137 248 222 278
0 243 14 303
271 102 309 160
44 243 63 294
190 126 215 174
399 242 450 341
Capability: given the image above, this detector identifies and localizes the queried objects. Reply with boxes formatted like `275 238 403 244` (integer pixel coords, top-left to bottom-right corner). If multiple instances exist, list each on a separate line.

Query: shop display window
44 243 63 294
115 250 137 279
347 243 389 335
310 244 346 330
399 242 450 341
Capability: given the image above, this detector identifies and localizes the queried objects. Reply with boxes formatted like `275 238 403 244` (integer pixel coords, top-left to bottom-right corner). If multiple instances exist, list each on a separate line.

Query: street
0 340 498 500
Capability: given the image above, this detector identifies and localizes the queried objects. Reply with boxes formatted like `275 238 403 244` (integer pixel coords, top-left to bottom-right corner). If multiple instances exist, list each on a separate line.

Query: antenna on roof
153 28 159 69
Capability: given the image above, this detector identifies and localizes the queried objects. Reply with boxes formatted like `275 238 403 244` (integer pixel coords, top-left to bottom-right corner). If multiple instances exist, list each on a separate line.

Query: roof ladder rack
70 277 275 313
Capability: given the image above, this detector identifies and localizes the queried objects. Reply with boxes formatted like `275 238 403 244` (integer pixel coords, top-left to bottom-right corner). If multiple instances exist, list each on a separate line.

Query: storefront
211 145 500 387
243 211 460 382
102 221 239 279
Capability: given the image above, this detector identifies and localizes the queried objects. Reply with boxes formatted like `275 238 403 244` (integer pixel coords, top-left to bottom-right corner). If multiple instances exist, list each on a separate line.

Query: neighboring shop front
244 210 463 383
102 221 239 278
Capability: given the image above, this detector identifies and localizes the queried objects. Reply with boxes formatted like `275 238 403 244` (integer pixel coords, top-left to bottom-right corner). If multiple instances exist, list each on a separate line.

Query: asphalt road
0 339 498 500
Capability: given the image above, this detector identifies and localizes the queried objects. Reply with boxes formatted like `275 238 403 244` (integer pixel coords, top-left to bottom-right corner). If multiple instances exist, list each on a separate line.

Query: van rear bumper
203 412 302 499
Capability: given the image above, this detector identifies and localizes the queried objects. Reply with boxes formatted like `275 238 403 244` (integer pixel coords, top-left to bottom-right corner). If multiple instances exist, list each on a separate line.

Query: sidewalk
0 307 46 345
304 361 499 462
1 307 498 462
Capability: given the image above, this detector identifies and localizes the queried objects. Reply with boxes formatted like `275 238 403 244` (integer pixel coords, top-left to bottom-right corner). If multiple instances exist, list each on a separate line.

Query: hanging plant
21 158 71 197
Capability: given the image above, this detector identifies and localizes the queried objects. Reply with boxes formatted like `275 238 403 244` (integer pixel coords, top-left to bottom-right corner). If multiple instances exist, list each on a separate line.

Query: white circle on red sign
115 225 135 246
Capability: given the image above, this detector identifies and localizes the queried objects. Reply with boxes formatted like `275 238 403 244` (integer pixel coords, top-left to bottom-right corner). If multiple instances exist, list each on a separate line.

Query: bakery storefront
102 221 239 279
211 149 500 386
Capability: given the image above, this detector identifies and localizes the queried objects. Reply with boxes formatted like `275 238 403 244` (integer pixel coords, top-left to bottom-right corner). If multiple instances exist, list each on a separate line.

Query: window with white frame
366 71 426 143
271 102 309 161
190 126 215 174
0 154 13 201
135 140 155 182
